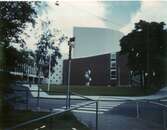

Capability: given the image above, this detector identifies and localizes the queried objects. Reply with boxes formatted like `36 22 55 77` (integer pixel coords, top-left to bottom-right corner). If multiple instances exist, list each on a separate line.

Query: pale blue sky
23 1 167 55
102 1 141 29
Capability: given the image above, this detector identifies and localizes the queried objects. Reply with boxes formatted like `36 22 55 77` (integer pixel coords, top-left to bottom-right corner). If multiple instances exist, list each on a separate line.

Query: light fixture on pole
66 37 75 109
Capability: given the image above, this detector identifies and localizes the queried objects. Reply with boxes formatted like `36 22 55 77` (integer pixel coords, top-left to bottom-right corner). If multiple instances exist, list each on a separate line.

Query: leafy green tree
0 1 39 74
35 30 67 78
0 2 37 47
0 2 38 125
0 1 38 84
0 1 39 88
120 20 167 87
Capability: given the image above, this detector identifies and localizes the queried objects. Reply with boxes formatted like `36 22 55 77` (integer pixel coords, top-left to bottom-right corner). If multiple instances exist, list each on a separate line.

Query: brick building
63 53 130 86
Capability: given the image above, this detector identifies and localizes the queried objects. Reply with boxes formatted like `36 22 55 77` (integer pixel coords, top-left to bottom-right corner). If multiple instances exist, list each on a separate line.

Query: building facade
63 54 111 85
62 27 131 86
73 27 124 58
43 58 63 85
63 53 130 86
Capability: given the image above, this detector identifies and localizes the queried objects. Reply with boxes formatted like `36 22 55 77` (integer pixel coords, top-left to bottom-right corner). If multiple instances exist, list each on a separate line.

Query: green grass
0 81 90 130
0 110 47 129
40 85 159 96
0 109 90 130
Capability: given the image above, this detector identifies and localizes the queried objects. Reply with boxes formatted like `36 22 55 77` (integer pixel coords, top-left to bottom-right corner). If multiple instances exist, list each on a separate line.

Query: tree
0 2 38 127
0 1 39 76
120 20 167 87
0 1 38 114
35 30 67 78
0 2 37 47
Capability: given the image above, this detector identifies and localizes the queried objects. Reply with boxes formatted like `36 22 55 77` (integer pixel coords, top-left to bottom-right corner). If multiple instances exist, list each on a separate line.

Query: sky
23 0 167 58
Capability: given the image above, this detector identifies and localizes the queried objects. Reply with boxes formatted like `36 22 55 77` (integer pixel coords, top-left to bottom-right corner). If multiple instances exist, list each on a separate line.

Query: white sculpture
84 69 92 86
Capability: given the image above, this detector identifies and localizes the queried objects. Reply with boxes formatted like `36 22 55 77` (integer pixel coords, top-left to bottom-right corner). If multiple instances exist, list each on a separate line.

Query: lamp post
47 51 51 92
66 37 75 109
146 24 150 86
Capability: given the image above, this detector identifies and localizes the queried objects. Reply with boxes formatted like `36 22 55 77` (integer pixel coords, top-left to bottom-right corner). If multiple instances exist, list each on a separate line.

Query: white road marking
62 106 109 111
160 99 167 102
53 101 124 114
72 110 104 114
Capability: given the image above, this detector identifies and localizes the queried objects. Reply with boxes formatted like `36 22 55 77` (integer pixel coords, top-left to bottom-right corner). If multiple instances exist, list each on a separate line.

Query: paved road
72 101 165 130
7 85 167 130
12 96 166 130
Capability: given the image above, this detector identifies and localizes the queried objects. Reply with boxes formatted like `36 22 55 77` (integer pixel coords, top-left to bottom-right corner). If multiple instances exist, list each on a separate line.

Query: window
111 59 116 61
111 70 117 79
110 76 117 79
111 71 116 75
111 63 116 69
111 63 116 67
111 53 116 60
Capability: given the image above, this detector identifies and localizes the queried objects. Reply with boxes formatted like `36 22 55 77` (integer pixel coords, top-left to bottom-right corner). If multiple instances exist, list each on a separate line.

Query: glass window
111 63 116 67
111 53 116 60
111 71 116 76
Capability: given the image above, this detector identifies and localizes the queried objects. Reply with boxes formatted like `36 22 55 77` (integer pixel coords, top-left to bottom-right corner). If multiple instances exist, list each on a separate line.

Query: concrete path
16 84 166 130
53 101 124 114
23 84 167 101
74 113 164 130
73 100 166 130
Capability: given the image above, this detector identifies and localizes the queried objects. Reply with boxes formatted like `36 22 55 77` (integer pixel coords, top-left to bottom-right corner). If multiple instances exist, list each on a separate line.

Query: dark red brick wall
63 54 111 85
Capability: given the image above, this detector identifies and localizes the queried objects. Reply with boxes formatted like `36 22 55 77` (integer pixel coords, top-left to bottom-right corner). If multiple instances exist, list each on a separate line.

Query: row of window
110 54 116 61
52 76 62 80
50 79 62 83
110 70 117 80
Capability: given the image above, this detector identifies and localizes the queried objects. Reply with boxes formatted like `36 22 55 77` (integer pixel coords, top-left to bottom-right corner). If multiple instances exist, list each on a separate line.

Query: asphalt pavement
23 84 167 101
8 84 167 130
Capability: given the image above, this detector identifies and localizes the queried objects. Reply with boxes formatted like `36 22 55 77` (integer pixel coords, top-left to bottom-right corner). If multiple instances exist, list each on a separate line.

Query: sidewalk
74 113 164 130
23 84 167 101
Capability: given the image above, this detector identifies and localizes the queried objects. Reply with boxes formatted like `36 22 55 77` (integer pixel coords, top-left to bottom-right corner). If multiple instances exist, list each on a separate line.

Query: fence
5 88 99 130
102 98 167 130
4 87 167 130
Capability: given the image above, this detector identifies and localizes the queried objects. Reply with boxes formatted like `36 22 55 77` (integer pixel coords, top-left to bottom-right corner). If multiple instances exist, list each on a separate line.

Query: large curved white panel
73 27 123 58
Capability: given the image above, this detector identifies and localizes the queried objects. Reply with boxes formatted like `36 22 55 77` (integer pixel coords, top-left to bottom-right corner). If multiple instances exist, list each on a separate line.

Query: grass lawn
0 80 90 130
0 109 90 130
40 85 159 96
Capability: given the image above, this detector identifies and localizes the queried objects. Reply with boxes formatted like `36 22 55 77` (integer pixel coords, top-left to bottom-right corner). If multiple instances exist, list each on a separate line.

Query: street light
47 50 52 92
146 24 150 86
66 37 75 109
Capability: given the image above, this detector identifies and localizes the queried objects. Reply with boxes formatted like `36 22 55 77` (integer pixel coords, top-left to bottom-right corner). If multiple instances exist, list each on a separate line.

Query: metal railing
105 97 167 130
5 87 167 130
5 89 99 130
0 65 44 78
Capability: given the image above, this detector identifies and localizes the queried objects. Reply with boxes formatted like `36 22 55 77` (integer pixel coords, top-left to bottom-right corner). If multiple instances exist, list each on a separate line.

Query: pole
47 53 51 92
118 66 120 86
67 59 71 109
26 90 29 110
66 37 75 109
146 24 150 86
66 42 72 109
96 101 99 130
163 110 166 130
136 102 139 119
37 67 40 110
37 79 40 109
69 90 71 108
